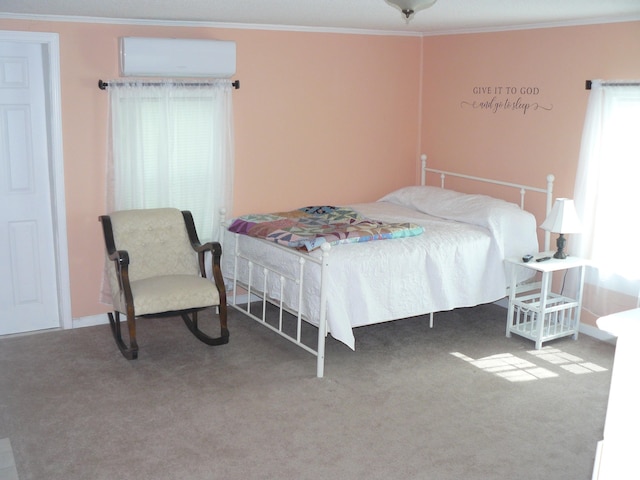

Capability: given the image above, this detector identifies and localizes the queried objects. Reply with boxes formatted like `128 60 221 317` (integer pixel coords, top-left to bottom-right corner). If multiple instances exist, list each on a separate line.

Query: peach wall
0 18 421 319
421 21 640 326
233 30 423 214
1 17 638 325
422 22 640 202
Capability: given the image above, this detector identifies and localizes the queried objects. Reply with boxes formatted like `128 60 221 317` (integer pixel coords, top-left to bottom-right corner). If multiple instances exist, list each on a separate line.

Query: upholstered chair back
106 208 200 299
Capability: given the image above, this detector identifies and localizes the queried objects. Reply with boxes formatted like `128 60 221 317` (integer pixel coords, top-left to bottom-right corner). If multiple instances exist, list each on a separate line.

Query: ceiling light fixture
384 0 438 22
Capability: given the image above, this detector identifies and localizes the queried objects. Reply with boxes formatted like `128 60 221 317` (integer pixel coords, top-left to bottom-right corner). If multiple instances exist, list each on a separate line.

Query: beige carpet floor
0 303 614 480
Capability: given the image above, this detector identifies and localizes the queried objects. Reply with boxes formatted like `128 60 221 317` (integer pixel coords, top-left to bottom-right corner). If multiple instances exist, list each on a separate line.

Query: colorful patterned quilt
228 205 424 251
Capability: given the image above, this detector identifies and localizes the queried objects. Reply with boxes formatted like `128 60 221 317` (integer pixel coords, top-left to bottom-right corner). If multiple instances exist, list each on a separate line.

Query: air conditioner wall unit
119 37 236 78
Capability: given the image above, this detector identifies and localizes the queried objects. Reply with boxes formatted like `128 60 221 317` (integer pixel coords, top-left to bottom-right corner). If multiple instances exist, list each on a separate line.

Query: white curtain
106 79 234 242
572 80 640 313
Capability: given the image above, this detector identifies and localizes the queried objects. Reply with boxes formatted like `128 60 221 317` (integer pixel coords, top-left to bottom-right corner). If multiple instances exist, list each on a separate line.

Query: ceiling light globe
384 0 438 22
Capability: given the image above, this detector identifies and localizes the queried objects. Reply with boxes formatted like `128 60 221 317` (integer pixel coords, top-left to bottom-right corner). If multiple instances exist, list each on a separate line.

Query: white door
0 40 61 334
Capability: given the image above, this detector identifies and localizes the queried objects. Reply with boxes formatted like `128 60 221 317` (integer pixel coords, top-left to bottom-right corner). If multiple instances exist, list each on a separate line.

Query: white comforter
222 187 539 350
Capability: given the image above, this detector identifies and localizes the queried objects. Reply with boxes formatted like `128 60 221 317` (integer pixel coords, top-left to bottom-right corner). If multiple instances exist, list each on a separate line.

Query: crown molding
421 14 640 36
0 13 421 37
1 12 639 37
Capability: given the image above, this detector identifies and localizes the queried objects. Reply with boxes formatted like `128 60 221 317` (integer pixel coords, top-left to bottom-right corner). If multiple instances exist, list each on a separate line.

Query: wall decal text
461 86 553 115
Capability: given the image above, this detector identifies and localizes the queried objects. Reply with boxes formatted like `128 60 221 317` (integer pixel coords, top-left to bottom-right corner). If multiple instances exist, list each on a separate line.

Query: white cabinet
592 309 640 480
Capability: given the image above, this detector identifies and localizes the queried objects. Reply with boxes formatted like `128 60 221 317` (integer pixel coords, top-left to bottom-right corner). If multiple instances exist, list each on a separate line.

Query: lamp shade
540 198 582 234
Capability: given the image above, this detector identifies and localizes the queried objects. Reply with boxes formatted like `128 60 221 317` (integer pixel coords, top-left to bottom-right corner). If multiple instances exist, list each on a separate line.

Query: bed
221 154 555 377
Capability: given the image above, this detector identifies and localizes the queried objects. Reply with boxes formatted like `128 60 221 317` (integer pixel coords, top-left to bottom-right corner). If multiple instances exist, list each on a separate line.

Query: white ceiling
2 0 640 35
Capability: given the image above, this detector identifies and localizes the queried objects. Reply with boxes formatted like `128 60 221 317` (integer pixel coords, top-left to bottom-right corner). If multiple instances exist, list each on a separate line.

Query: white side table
505 252 587 349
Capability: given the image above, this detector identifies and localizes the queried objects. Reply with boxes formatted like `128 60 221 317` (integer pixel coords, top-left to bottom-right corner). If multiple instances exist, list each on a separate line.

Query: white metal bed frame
224 154 555 378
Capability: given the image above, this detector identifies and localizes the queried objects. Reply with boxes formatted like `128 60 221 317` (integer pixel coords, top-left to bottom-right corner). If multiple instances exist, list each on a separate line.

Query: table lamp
540 198 582 259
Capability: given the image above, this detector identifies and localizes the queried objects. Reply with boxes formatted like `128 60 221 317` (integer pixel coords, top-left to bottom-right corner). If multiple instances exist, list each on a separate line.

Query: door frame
0 30 72 330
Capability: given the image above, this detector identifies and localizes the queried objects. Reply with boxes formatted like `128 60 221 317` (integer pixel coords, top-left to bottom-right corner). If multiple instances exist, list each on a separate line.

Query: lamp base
553 233 567 259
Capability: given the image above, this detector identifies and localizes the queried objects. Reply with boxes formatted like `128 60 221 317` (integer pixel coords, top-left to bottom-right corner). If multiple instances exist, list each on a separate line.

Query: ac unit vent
120 37 236 78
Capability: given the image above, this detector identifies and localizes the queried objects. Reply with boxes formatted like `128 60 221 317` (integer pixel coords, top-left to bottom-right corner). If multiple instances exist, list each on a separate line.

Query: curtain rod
585 80 640 90
98 79 240 90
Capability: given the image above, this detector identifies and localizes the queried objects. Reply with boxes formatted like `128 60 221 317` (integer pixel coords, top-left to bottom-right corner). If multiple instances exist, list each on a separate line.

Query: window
573 81 640 307
107 80 234 241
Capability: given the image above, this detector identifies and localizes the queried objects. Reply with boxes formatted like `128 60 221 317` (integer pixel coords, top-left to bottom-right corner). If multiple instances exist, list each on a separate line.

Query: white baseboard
228 293 260 305
73 313 109 329
73 298 617 345
71 291 255 330
494 297 509 309
71 292 246 328
579 323 617 344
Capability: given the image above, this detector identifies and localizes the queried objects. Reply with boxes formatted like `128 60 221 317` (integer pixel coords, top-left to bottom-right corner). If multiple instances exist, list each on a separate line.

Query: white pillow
380 186 463 213
379 186 539 259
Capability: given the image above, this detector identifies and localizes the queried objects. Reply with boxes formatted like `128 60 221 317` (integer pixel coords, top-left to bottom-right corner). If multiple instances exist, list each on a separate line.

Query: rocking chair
99 208 229 359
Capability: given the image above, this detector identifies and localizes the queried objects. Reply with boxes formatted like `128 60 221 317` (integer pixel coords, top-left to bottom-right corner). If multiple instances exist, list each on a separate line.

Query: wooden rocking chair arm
212 261 227 306
107 249 130 266
111 251 132 302
109 249 133 306
195 241 222 256
181 210 224 276
181 211 223 254
192 241 222 277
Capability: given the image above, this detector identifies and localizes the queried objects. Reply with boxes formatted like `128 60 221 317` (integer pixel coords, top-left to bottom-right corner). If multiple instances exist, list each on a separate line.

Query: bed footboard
226 232 330 378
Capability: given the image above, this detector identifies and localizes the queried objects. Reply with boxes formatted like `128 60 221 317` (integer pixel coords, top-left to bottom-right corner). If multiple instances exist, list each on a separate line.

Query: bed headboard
419 154 555 251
